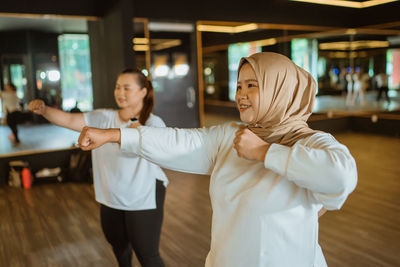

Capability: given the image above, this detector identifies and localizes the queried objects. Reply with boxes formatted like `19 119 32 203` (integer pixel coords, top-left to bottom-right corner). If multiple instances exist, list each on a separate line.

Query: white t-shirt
1 91 21 114
120 122 357 267
353 73 370 91
84 109 168 210
376 73 389 87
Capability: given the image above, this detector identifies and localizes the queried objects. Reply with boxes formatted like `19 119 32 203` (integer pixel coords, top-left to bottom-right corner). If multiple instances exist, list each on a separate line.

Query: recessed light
290 0 398 9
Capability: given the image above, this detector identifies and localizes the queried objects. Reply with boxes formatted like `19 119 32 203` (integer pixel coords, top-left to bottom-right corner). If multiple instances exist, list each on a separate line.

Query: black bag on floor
68 149 92 183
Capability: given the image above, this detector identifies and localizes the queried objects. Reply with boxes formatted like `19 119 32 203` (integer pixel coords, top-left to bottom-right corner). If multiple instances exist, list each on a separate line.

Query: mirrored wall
197 21 400 114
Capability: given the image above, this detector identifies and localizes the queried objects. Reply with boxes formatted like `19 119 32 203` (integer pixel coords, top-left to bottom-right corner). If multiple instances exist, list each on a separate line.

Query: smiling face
114 73 147 110
235 63 260 124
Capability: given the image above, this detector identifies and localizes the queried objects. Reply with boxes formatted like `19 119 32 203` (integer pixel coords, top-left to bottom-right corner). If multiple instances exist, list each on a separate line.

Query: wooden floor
319 133 400 267
0 132 399 267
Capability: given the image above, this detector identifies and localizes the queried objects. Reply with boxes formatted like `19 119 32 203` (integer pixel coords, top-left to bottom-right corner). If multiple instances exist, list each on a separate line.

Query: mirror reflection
198 21 400 124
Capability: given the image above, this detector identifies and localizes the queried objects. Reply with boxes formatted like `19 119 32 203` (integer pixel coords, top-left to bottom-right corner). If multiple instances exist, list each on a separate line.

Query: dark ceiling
0 0 399 28
1 0 399 51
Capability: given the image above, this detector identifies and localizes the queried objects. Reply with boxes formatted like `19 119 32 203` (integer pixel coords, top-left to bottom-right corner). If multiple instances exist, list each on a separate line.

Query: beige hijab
239 52 318 146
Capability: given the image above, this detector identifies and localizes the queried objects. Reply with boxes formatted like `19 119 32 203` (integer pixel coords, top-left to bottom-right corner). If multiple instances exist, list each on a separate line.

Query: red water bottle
22 167 31 189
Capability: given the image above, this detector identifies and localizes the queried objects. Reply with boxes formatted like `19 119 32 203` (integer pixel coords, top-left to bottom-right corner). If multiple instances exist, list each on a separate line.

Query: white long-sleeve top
120 122 357 267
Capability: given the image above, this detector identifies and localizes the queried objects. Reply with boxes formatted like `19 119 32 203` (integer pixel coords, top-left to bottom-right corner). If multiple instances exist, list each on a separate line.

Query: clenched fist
78 127 121 151
233 128 270 162
28 99 46 115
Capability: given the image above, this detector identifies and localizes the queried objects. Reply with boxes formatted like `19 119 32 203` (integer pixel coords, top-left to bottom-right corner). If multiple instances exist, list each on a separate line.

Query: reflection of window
228 43 261 101
58 34 93 111
387 49 400 90
291 38 319 92
10 64 26 99
317 57 326 78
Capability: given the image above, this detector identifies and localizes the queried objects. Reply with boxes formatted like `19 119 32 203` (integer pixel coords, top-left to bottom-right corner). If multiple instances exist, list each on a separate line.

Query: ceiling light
133 45 149 51
152 39 182 51
197 23 258 33
47 70 60 82
326 51 368 58
290 0 398 9
319 40 389 50
233 23 258 33
345 29 357 35
133 38 149 44
148 22 194 32
251 38 277 47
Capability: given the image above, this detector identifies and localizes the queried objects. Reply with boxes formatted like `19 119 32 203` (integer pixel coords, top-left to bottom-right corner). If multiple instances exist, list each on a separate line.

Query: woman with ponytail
29 68 167 267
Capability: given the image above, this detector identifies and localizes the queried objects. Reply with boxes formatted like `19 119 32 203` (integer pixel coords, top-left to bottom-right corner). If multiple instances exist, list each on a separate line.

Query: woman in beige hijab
78 52 357 267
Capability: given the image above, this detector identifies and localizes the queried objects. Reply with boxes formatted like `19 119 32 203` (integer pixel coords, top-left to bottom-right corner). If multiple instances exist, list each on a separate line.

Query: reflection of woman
345 69 354 106
375 71 390 102
29 69 168 267
79 53 357 267
352 69 369 106
0 83 22 145
339 67 348 95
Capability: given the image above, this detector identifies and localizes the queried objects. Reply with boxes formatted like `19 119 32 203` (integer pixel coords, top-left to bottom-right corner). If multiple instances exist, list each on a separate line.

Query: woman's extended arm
29 99 86 132
79 125 222 175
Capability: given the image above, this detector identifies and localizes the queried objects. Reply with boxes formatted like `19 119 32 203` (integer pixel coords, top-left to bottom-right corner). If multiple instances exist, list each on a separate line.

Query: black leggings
6 111 22 142
376 86 390 101
100 180 166 267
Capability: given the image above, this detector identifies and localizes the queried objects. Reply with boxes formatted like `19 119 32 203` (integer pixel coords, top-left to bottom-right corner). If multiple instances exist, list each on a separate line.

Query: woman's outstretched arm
29 99 86 132
79 125 222 175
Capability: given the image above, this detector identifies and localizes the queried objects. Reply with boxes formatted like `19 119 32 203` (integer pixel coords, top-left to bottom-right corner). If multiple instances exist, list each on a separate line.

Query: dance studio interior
0 0 399 266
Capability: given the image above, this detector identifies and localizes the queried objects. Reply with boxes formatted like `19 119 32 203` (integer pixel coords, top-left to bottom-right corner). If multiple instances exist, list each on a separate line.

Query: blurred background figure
351 68 370 106
339 67 348 96
375 70 390 103
0 83 22 145
345 68 354 106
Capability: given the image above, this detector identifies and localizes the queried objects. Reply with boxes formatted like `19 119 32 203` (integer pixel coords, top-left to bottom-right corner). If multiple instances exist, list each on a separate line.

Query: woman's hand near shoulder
233 128 270 162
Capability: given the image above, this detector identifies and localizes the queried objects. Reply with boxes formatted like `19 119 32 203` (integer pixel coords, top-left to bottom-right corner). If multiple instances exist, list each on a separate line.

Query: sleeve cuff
264 143 292 177
120 128 140 154
83 112 90 126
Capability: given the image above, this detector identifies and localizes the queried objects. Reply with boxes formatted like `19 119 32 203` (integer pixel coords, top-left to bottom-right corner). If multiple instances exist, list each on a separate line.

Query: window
58 34 93 111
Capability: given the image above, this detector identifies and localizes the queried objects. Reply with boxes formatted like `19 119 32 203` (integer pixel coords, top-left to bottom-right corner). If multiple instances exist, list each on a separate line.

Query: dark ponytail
7 83 17 91
120 68 154 125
